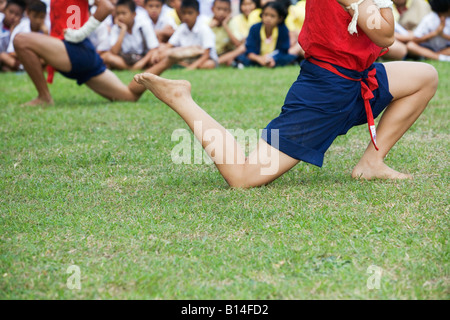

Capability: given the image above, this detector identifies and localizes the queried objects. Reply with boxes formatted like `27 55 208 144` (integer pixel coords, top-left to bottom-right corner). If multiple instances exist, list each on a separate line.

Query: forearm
92 0 114 23
111 33 126 55
413 30 440 43
224 24 241 47
395 31 413 42
441 33 450 41
188 50 210 69
339 0 395 47
247 52 263 65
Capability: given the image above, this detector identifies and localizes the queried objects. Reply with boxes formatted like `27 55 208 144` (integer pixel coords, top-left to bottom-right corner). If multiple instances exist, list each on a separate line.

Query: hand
223 15 231 27
257 55 267 66
436 16 446 36
264 55 275 68
115 18 128 32
209 19 219 28
149 49 160 65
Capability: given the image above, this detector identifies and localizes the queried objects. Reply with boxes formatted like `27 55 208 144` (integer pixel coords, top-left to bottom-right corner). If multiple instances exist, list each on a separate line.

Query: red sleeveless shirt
50 0 90 40
299 0 383 72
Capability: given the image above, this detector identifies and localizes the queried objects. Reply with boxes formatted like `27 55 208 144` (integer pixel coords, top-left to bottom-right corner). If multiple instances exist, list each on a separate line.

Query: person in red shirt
14 0 143 105
134 0 438 187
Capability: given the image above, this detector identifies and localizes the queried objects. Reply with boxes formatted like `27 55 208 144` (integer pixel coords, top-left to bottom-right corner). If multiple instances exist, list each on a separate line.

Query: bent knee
421 63 439 93
13 33 29 50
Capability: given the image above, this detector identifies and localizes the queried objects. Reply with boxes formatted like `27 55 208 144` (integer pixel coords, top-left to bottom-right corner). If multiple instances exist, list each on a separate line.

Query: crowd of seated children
0 0 25 70
2 0 48 71
1 0 449 76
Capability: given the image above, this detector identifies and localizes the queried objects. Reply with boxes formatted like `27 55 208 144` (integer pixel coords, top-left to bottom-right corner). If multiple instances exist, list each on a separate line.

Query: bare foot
21 97 54 107
352 159 413 180
133 73 192 108
168 46 204 61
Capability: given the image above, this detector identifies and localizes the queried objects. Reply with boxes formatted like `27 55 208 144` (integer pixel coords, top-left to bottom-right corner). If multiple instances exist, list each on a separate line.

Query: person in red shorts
134 0 439 186
14 0 145 106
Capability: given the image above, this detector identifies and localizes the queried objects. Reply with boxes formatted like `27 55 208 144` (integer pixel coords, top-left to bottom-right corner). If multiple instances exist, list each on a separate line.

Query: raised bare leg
85 69 140 101
134 73 299 188
352 61 438 180
14 33 73 106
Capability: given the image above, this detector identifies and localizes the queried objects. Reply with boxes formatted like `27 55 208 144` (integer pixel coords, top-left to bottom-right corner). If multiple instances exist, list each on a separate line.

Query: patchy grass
0 62 448 299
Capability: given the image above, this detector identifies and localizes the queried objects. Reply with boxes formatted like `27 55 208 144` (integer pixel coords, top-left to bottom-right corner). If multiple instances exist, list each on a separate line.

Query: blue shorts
59 38 106 85
262 60 393 167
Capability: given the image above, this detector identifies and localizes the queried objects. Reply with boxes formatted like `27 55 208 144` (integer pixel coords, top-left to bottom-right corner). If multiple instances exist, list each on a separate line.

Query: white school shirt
88 19 111 52
169 20 218 62
136 6 150 23
110 17 159 54
6 18 31 53
0 13 11 53
414 12 450 52
151 13 177 31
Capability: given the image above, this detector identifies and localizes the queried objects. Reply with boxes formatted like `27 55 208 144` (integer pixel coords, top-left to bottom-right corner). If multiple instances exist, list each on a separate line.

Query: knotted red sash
308 58 381 151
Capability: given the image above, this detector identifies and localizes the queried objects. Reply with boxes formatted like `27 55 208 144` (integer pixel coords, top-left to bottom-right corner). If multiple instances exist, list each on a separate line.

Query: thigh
85 69 136 101
17 33 71 72
383 61 438 102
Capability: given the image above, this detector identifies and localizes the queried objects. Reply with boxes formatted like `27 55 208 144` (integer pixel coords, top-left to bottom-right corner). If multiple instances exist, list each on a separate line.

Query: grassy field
0 61 448 300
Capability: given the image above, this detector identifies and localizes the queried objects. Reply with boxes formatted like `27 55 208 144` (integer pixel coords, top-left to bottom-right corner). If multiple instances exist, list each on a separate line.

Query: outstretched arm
64 0 115 43
337 0 395 48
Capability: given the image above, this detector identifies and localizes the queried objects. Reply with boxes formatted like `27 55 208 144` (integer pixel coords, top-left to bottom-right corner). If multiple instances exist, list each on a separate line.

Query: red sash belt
47 66 54 84
308 58 380 151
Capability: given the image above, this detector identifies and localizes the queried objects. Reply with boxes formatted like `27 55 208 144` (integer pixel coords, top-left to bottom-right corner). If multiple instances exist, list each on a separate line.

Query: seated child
237 1 297 68
1 0 47 71
208 0 243 65
383 0 431 61
248 0 304 58
406 0 450 61
229 0 258 42
145 0 177 43
0 0 25 70
144 0 217 74
103 0 160 70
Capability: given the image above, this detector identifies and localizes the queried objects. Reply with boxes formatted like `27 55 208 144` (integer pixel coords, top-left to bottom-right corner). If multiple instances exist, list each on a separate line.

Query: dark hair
213 0 231 6
239 0 259 11
261 1 287 23
144 0 164 4
429 0 450 13
116 0 136 12
27 0 46 13
181 0 199 12
6 0 26 11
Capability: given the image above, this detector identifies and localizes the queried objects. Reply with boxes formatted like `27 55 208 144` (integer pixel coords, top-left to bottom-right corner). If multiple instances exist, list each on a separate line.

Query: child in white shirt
103 0 160 70
0 0 26 70
143 0 217 75
145 0 177 43
406 0 450 61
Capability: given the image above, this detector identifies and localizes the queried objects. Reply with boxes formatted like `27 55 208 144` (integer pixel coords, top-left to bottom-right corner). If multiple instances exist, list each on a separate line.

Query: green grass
0 62 448 299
